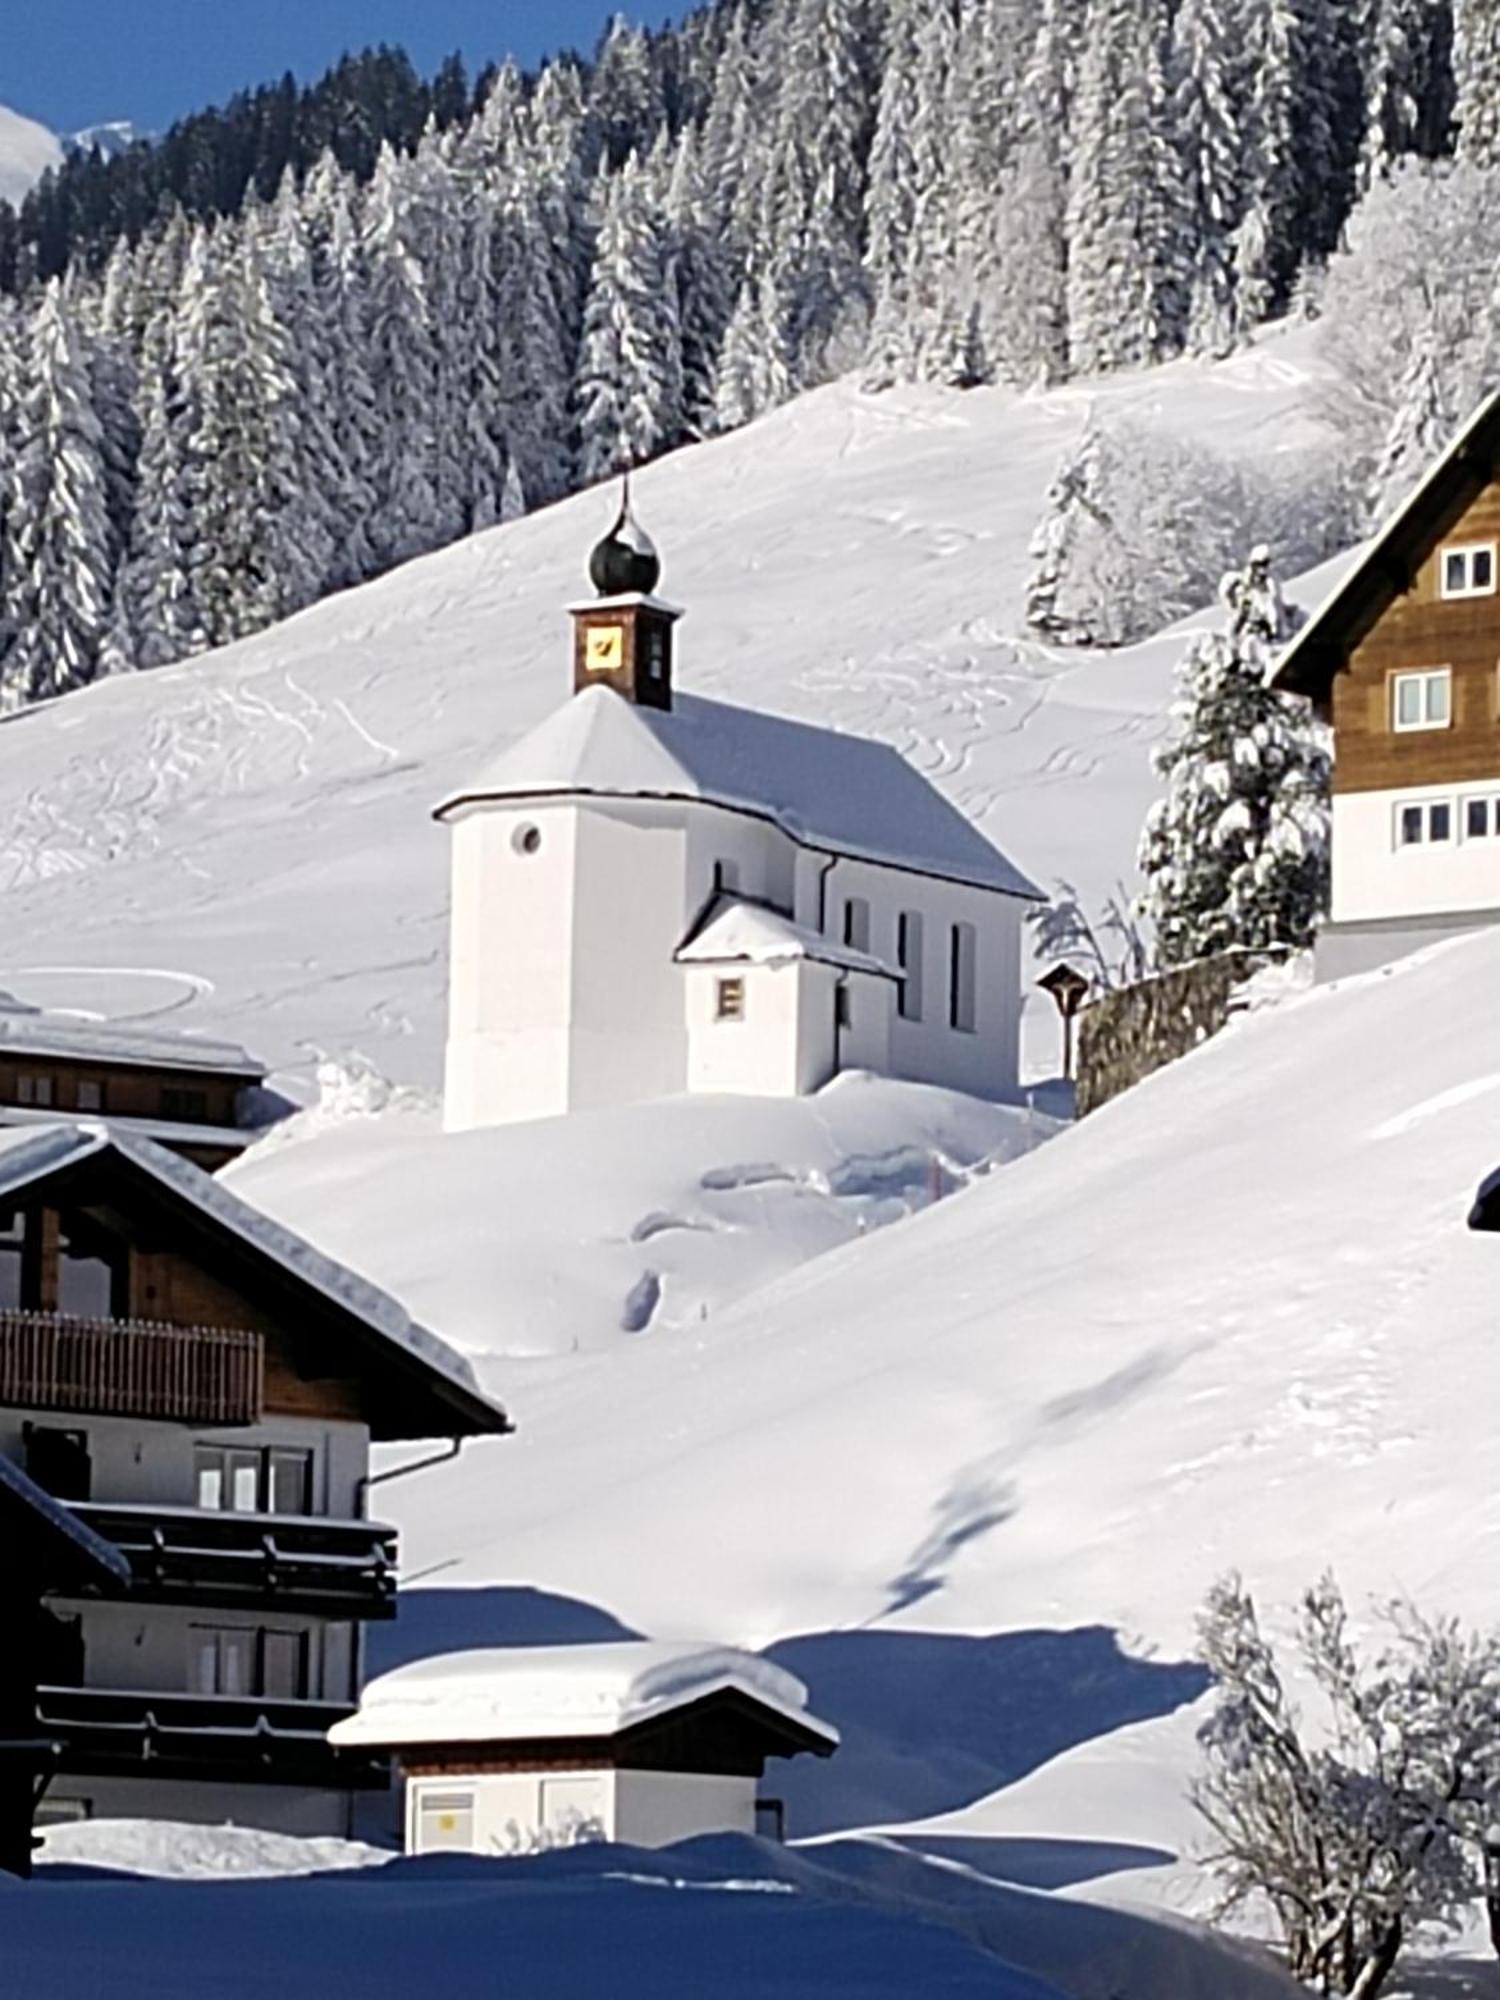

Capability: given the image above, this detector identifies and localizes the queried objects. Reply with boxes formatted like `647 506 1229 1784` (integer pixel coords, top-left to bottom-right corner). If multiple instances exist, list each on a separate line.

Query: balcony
0 1310 263 1426
34 1686 390 1790
69 1503 399 1619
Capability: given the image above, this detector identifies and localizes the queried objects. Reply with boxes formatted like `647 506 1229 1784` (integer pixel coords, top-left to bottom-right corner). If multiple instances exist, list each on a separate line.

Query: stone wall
1076 949 1282 1117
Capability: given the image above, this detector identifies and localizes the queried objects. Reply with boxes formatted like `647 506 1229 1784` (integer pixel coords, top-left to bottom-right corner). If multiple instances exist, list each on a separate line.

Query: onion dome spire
588 474 662 598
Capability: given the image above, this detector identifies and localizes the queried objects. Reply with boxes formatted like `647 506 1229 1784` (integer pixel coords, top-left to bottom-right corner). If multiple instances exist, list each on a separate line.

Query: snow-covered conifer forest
2 0 1500 712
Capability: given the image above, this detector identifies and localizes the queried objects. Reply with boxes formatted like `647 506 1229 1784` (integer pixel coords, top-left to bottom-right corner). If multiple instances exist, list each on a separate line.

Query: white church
436 492 1042 1130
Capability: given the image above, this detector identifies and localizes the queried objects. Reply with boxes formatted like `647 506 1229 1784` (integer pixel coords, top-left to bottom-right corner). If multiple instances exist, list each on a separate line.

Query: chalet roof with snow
0 1124 510 1441
0 993 265 1080
435 685 1041 901
330 1640 839 1760
1273 389 1500 704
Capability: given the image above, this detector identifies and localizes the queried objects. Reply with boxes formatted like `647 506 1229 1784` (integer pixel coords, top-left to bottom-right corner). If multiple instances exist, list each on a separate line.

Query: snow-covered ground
8 325 1454 1991
229 1071 1055 1357
0 103 63 206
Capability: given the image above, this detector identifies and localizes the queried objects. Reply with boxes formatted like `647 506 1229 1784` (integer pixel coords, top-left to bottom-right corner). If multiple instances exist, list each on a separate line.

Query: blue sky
6 2 682 136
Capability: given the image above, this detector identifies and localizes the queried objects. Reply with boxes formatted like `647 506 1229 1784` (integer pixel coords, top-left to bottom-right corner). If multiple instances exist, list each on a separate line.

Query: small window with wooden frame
1441 543 1497 600
1391 668 1451 733
715 976 746 1023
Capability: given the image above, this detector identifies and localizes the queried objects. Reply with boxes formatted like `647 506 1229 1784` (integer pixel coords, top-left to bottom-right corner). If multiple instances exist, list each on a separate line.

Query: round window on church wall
512 823 542 857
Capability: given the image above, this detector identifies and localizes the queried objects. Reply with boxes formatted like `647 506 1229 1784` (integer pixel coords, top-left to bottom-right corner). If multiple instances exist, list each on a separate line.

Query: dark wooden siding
1333 477 1500 795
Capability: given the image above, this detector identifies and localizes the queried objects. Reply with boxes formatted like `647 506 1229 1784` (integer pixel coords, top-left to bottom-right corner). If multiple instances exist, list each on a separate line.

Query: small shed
329 1642 839 1856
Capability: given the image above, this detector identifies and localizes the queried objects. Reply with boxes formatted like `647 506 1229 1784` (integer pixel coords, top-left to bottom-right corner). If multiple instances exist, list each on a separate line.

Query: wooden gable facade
1275 393 1500 782
0 1135 508 1442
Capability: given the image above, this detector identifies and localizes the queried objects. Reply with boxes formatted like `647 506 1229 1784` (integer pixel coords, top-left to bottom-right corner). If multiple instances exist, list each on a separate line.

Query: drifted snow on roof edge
330 1640 840 1750
435 688 1043 902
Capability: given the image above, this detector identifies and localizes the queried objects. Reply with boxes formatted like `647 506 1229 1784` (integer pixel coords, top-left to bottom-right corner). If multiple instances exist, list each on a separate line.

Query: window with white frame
1441 543 1497 599
191 1624 308 1699
1397 800 1455 847
195 1444 314 1515
15 1073 54 1107
1465 796 1500 840
715 976 746 1022
897 911 924 1022
842 896 871 954
1392 669 1451 731
948 923 978 1034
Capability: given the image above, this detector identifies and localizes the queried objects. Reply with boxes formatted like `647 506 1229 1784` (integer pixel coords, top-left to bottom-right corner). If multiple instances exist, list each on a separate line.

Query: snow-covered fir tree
0 0 1483 709
0 279 114 710
1137 546 1331 966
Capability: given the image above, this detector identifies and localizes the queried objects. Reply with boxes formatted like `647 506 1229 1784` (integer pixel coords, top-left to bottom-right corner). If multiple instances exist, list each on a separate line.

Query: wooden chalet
0 995 271 1170
1274 391 1500 977
332 1642 839 1854
0 1122 510 1860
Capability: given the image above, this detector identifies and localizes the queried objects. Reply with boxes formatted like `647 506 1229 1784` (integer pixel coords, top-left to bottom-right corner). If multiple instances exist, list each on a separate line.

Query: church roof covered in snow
329 1640 840 1754
0 1123 510 1441
436 687 1041 901
0 992 265 1080
676 895 897 978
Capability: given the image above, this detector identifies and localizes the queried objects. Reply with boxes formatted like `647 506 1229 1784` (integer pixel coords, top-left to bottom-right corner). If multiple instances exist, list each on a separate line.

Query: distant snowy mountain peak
0 103 63 206
66 120 143 161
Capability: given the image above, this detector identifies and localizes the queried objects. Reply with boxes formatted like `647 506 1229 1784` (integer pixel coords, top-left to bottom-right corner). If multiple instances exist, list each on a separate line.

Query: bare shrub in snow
1137 547 1329 967
1029 879 1148 993
1023 419 1353 650
1195 1573 1500 1999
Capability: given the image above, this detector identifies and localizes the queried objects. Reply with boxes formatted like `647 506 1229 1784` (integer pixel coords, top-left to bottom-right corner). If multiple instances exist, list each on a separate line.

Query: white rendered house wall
405 1767 757 1855
1332 783 1500 924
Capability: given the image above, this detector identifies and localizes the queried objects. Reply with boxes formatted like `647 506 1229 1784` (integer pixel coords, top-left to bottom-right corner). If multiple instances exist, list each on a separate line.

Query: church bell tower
571 480 681 712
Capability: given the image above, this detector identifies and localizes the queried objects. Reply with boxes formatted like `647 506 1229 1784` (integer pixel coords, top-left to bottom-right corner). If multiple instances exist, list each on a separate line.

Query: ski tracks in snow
0 669 401 890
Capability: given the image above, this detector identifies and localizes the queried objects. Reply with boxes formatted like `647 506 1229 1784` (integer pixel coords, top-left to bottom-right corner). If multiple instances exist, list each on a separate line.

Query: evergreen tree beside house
1137 548 1331 965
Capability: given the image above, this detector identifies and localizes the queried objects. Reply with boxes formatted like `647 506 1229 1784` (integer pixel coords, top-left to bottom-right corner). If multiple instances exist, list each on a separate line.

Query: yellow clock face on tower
585 624 624 674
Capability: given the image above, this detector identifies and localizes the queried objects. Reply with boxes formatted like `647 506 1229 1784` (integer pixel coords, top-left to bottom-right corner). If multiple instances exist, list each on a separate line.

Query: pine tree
1174 0 1244 354
359 144 440 570
1138 549 1330 965
0 279 114 710
574 155 682 482
1067 0 1191 376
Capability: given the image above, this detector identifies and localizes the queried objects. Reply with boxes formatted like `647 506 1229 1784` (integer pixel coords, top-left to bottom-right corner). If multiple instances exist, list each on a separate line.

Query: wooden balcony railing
0 1311 263 1426
70 1503 399 1619
34 1686 390 1790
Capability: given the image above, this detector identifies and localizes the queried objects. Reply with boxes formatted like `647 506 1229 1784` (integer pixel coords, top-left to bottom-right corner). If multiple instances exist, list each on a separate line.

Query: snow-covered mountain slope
358 931 1500 1909
0 325 1332 1100
231 1073 1055 1358
0 103 63 205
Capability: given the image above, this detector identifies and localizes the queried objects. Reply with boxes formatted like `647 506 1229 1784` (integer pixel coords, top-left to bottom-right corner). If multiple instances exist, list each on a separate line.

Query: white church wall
443 802 580 1130
837 966 894 1080
685 961 817 1097
823 859 1022 1101
684 803 795 915
568 801 690 1110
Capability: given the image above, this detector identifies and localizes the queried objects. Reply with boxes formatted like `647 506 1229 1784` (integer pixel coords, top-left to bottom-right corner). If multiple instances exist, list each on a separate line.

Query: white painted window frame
1394 798 1456 849
1440 542 1498 600
1391 667 1452 732
1462 794 1500 841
